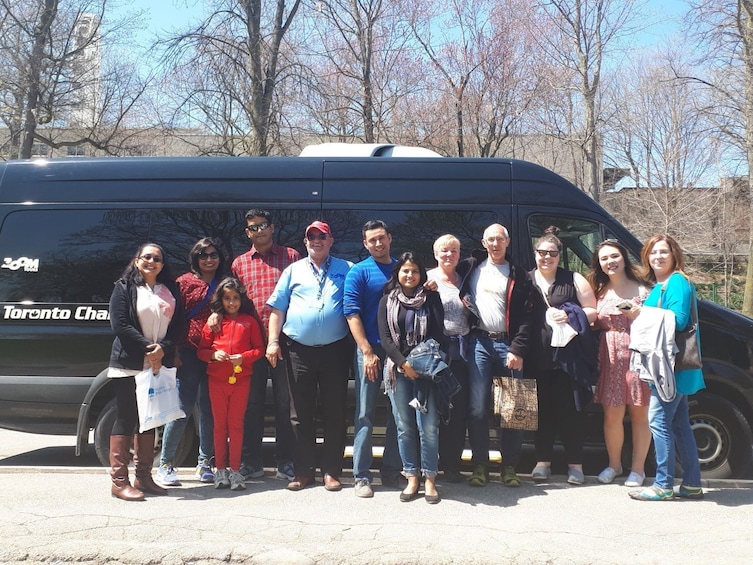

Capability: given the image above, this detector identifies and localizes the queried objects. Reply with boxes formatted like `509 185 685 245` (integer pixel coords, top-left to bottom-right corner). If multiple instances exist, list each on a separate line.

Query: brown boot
110 435 145 501
133 431 168 495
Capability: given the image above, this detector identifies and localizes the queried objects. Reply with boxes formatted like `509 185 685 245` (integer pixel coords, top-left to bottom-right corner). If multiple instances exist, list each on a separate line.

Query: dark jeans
439 358 469 474
112 376 138 436
286 336 353 479
242 356 294 470
535 368 586 464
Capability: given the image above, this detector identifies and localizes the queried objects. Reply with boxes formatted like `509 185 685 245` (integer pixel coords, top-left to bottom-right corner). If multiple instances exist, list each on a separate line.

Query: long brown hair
640 234 687 283
587 239 644 298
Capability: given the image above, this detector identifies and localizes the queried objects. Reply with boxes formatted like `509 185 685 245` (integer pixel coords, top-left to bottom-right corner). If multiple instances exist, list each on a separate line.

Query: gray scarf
384 287 429 393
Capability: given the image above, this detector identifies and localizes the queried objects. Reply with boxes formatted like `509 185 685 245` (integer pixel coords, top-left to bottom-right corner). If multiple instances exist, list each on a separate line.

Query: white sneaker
214 468 230 489
156 464 181 486
597 466 622 484
229 470 247 491
624 471 646 487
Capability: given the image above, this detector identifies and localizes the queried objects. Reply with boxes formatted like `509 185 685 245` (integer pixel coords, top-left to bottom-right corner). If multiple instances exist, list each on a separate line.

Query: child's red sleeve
241 317 265 370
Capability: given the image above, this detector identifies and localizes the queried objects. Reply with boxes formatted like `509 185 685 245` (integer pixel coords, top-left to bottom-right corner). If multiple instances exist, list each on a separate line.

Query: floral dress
593 291 649 407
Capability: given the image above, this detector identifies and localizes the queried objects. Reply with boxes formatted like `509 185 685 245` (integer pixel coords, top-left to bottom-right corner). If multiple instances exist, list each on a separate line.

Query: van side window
322 209 502 263
528 215 604 275
0 210 151 303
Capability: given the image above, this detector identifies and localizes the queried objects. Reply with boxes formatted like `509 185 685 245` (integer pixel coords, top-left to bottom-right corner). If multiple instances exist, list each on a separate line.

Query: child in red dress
198 277 264 491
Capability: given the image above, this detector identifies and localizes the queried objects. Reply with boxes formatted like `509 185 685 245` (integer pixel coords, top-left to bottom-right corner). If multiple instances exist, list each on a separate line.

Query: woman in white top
107 243 184 501
427 234 470 483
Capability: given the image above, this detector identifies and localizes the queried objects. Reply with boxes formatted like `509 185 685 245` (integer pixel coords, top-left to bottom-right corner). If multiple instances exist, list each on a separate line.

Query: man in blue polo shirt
266 221 354 492
344 220 403 498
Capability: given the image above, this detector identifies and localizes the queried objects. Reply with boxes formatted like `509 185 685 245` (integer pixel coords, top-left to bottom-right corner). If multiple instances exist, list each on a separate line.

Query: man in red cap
266 220 354 491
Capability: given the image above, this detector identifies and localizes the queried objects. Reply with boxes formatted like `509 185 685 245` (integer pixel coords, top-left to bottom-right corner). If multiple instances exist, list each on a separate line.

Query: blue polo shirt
343 256 396 344
267 255 353 346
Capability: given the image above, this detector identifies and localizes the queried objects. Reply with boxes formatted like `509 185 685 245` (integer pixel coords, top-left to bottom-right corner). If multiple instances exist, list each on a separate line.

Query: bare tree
533 0 645 201
158 0 302 156
685 0 753 315
0 0 149 159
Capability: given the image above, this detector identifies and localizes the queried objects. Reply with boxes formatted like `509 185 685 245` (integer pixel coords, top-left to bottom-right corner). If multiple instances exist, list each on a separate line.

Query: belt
473 328 509 341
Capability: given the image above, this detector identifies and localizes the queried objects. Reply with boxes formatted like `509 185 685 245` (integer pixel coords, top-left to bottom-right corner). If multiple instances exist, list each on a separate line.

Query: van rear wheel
688 393 753 480
93 398 198 467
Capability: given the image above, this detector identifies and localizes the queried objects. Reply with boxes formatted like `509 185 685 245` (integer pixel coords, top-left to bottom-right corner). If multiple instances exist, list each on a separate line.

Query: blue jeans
388 371 439 477
352 345 402 481
243 356 294 470
160 347 214 466
649 389 702 489
467 332 524 468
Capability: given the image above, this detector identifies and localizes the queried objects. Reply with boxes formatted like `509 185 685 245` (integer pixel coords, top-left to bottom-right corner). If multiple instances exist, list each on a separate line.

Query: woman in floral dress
587 239 651 488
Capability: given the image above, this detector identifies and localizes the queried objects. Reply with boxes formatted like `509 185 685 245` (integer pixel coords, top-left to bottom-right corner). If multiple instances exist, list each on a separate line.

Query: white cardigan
628 306 677 402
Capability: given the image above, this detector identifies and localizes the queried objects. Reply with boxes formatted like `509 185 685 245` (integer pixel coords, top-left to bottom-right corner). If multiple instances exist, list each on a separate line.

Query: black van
1 153 753 478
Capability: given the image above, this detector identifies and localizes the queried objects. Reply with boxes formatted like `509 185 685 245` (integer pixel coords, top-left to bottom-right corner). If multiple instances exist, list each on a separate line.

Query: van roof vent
299 143 442 158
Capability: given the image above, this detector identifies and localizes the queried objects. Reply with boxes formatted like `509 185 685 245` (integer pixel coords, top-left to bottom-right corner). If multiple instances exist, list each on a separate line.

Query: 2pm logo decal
2 257 40 272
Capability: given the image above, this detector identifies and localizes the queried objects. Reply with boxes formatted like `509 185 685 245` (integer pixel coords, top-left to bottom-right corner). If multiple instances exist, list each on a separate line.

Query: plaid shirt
231 243 301 330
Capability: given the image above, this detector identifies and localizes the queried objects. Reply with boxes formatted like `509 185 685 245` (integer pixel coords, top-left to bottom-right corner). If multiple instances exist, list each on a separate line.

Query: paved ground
1 430 753 565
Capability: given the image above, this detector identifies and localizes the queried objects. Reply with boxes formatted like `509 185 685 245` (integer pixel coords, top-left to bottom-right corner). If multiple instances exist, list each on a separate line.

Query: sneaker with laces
597 466 622 484
195 460 214 483
502 465 521 487
629 485 674 501
240 463 264 479
156 463 181 486
354 478 374 498
214 468 230 489
229 470 247 491
468 465 487 487
674 484 704 500
276 461 295 481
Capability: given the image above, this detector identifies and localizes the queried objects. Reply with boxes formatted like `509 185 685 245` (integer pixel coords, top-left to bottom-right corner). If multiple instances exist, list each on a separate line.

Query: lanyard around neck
308 256 332 300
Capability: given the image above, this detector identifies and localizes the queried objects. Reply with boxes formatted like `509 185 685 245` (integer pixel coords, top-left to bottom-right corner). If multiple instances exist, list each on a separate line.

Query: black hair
383 251 428 294
245 209 272 223
209 277 258 317
188 237 226 279
118 243 173 285
362 219 390 238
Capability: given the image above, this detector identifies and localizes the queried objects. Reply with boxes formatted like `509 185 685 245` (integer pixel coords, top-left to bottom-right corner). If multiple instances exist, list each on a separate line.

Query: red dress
593 294 649 407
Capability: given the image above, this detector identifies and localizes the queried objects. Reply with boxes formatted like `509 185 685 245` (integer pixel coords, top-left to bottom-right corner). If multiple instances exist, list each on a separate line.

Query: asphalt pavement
1 429 753 565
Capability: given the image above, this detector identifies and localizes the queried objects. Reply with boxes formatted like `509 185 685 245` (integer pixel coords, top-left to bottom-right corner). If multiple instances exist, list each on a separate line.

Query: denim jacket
406 338 462 424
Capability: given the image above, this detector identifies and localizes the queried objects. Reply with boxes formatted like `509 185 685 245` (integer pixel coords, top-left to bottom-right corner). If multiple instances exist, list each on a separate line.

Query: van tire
93 398 198 467
688 393 753 480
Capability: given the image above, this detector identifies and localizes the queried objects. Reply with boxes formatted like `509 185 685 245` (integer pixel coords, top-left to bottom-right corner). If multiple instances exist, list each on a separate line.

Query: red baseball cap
305 221 331 237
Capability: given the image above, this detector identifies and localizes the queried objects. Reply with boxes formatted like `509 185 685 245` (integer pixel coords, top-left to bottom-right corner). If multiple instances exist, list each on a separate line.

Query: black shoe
399 489 420 502
425 493 441 504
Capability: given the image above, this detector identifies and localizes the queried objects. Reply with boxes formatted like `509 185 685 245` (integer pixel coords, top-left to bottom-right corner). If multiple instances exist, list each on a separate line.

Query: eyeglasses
198 251 219 260
138 254 163 263
306 233 328 241
246 221 270 232
535 249 559 258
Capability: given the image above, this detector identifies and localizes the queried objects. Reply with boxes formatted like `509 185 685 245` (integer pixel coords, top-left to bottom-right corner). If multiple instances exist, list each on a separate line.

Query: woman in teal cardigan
629 234 705 501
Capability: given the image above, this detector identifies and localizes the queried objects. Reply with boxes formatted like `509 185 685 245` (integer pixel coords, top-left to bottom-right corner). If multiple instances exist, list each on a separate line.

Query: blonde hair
433 234 461 255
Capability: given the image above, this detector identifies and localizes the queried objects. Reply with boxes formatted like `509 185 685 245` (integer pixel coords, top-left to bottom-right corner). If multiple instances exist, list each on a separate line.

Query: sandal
468 465 487 487
502 465 521 487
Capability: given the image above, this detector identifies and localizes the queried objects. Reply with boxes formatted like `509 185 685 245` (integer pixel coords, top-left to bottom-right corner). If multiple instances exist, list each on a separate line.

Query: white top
469 259 510 332
427 269 470 337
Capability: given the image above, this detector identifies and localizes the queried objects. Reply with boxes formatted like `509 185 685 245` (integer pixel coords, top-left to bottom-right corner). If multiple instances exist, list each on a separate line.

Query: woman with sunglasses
527 226 598 485
157 238 227 487
587 239 650 488
106 243 184 501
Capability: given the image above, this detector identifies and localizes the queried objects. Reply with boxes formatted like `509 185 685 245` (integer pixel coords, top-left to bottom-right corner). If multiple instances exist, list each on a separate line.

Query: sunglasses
306 233 328 241
138 254 163 263
535 249 559 258
246 221 270 232
198 251 219 260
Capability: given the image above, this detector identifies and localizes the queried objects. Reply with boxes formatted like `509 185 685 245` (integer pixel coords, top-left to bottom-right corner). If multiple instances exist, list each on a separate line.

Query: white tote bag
134 366 185 433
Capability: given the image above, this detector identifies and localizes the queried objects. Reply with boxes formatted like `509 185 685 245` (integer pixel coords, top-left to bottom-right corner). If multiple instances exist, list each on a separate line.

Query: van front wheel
688 393 753 480
93 399 198 467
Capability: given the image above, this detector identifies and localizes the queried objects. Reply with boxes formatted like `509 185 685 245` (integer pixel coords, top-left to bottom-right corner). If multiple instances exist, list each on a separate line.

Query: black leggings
535 369 586 465
111 376 139 436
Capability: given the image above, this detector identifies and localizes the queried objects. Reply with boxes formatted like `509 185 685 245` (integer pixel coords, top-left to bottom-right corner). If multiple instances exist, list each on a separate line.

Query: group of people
106 211 705 504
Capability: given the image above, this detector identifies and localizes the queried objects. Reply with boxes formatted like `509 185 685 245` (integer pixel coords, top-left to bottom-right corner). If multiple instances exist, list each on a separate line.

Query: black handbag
660 282 702 372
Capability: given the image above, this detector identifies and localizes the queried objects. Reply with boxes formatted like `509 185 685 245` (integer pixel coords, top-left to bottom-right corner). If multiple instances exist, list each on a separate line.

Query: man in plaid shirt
231 208 300 482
